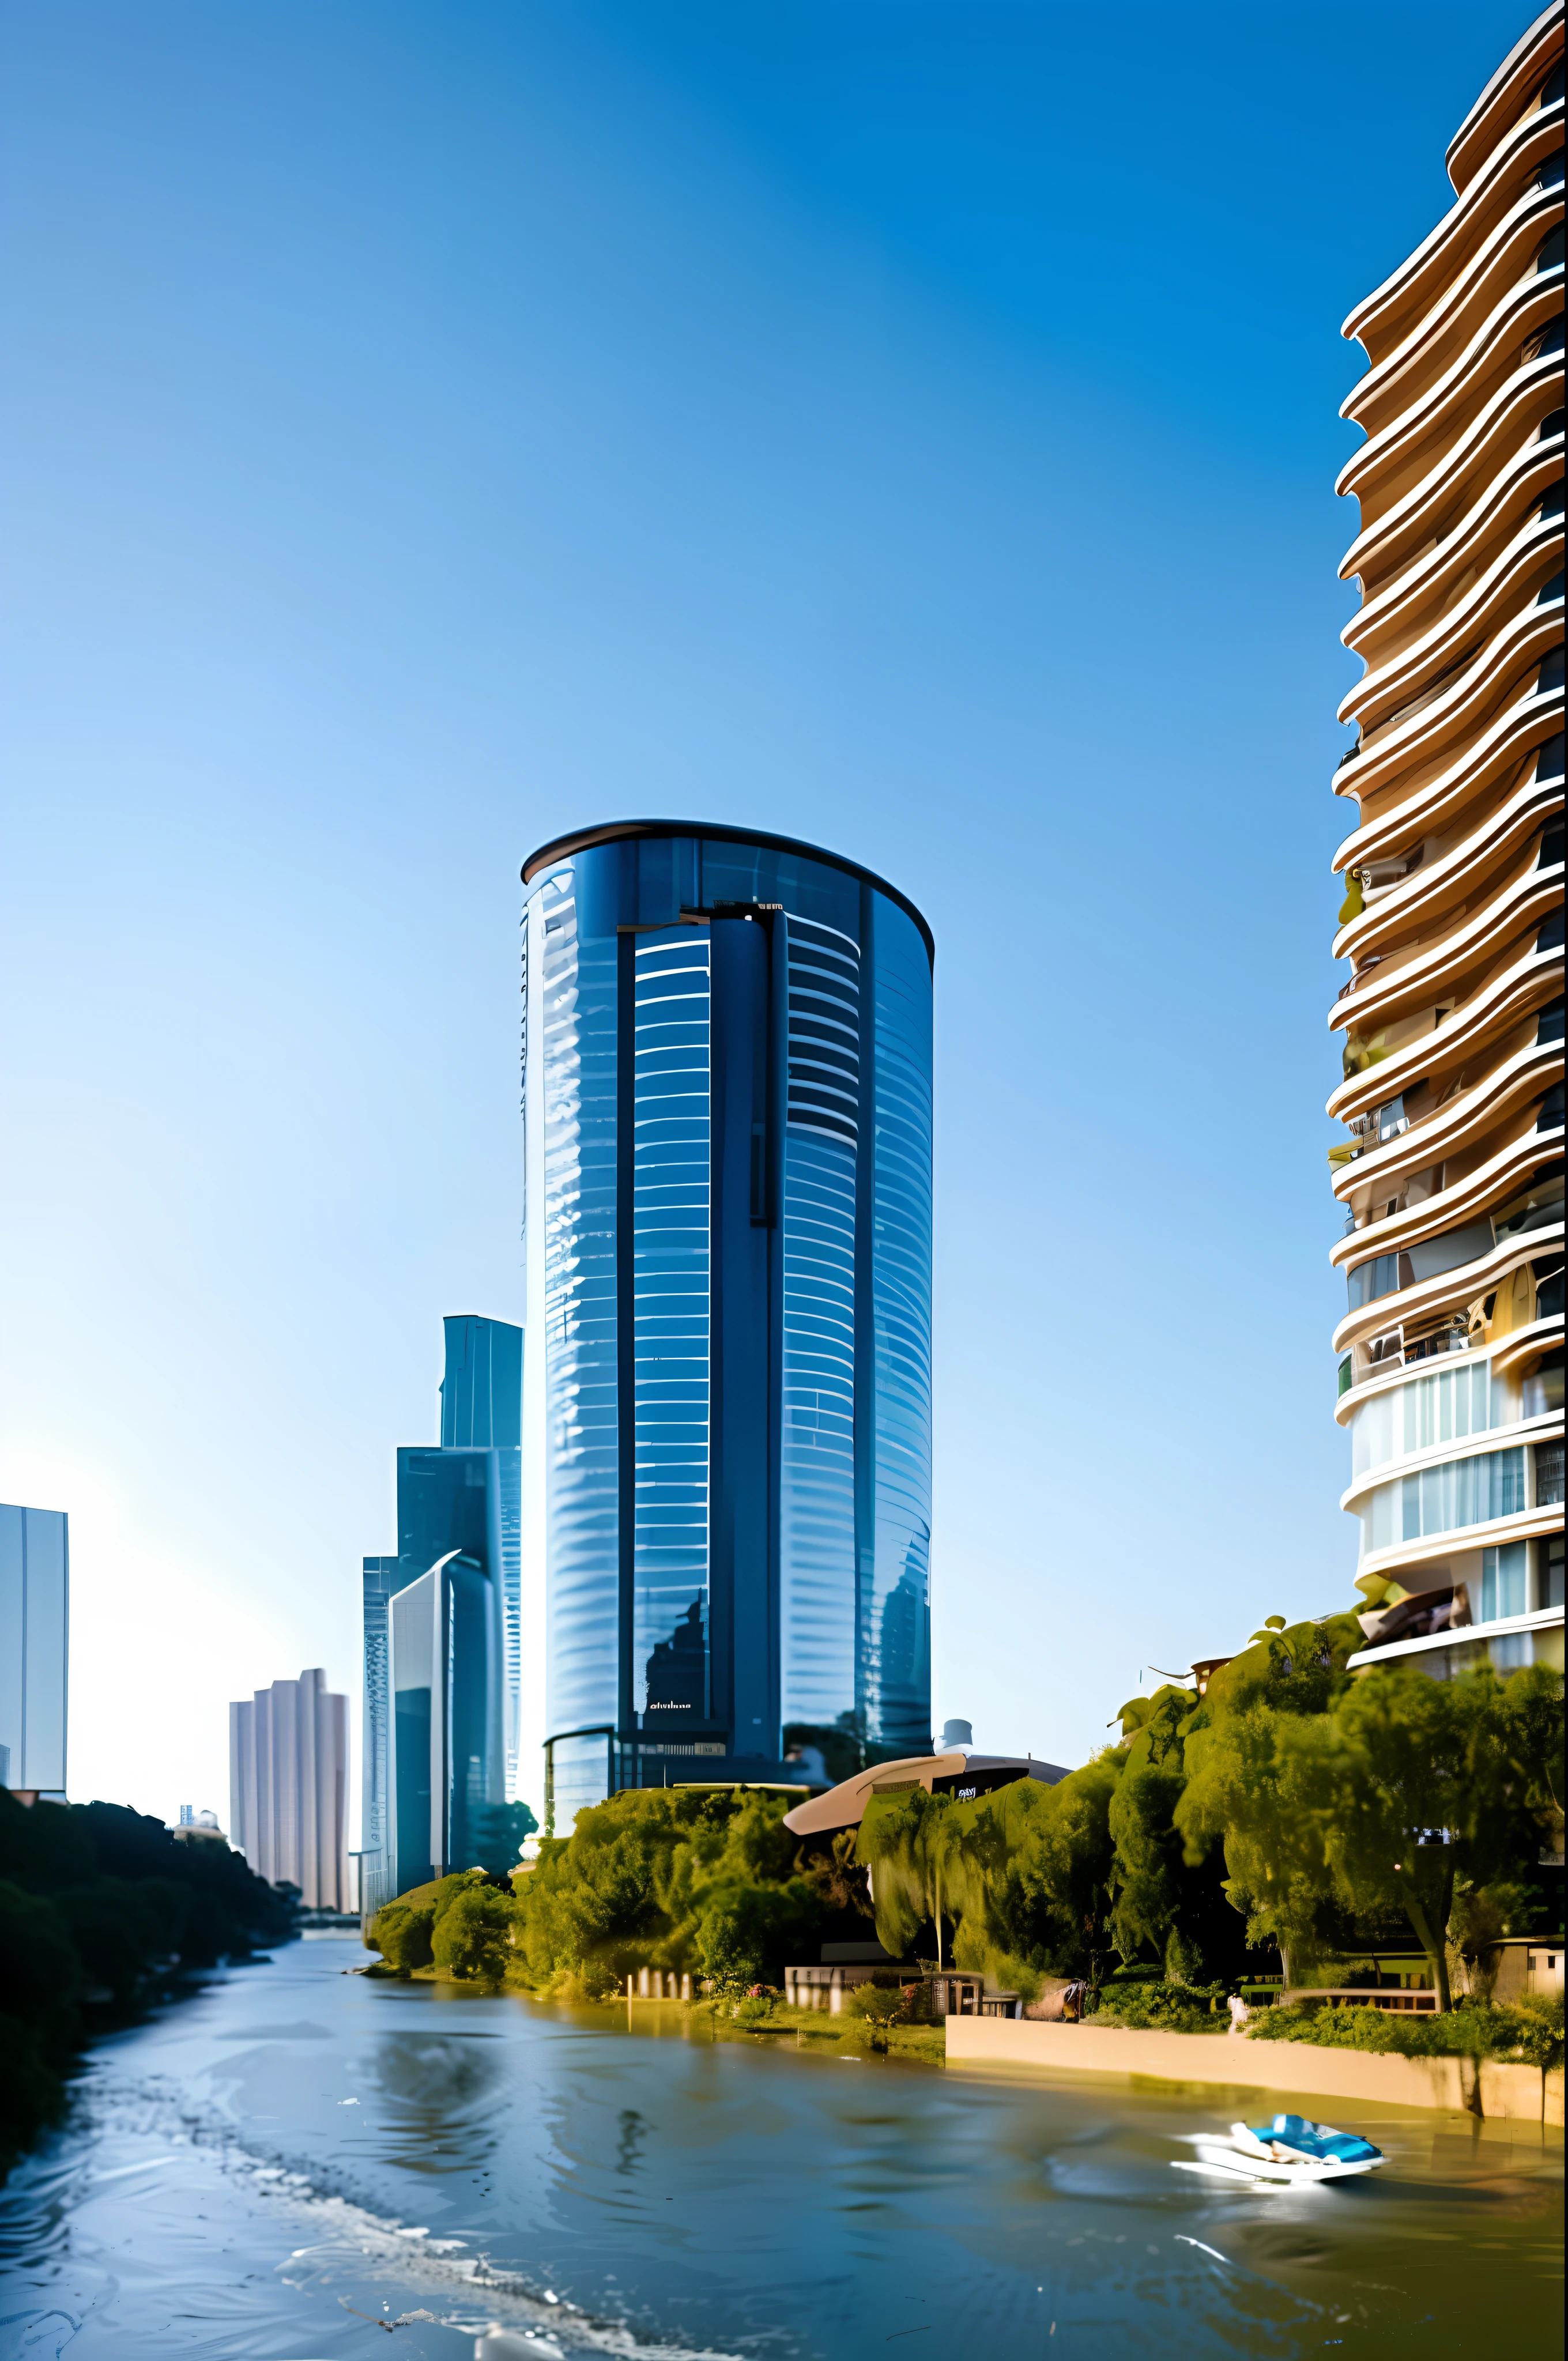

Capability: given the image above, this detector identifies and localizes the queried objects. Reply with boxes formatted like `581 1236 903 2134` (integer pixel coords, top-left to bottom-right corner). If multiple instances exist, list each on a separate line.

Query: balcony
1404 1317 1475 1364
1357 1581 1472 1648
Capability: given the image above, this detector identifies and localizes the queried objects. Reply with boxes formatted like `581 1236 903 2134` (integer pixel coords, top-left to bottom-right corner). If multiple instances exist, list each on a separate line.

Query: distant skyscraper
359 1555 400 1920
439 1313 525 1791
229 1668 349 1910
519 821 934 1829
359 1315 522 1910
0 1504 69 1800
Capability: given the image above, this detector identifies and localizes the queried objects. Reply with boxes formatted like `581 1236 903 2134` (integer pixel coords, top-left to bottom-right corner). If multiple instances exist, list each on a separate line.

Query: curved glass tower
519 823 933 1827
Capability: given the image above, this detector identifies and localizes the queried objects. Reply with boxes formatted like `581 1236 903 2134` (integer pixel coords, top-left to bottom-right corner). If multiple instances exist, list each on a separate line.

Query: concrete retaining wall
943 2016 1563 2125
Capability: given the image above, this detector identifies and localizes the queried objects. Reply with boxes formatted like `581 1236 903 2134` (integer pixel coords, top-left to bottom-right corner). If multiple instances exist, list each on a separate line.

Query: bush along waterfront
367 1789 835 1998
855 1616 1563 2046
0 1789 298 2179
363 1617 1563 2069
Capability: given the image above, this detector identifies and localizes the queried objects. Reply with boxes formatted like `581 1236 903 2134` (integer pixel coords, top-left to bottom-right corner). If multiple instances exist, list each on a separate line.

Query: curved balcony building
1328 9 1565 1680
519 821 933 1826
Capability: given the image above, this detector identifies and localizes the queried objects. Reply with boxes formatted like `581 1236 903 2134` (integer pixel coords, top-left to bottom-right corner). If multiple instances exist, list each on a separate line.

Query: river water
0 1933 1559 2359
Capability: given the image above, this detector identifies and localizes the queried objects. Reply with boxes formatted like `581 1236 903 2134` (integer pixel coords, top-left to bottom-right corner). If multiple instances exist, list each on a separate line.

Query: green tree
1273 1669 1464 2007
1298 1664 1562 2012
855 1752 1124 1992
1177 1698 1336 1986
1106 1684 1197 1973
0 1880 84 2173
431 1879 515 1982
1174 1612 1367 1985
508 1788 825 1996
0 1792 294 2182
367 1875 470 1974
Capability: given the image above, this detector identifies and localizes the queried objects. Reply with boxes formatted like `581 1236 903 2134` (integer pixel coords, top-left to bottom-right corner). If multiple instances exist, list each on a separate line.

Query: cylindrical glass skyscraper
519 822 933 1828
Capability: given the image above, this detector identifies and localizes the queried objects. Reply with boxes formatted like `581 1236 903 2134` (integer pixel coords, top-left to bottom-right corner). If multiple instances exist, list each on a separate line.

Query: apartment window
1536 1443 1566 1507
1536 224 1565 273
1384 1447 1529 1548
1482 1542 1529 1622
1493 1174 1565 1235
1540 1533 1566 1612
1349 1253 1401 1311
1402 1359 1497 1452
1352 1389 1396 1477
1362 1446 1525 1557
1523 1349 1565 1417
1539 999 1565 1044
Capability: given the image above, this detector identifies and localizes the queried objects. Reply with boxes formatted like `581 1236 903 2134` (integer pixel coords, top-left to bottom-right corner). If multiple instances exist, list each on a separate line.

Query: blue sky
0 0 1536 1824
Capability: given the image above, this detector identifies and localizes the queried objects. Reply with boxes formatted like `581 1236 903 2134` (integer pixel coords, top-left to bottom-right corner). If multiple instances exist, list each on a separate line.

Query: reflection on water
0 1933 1559 2360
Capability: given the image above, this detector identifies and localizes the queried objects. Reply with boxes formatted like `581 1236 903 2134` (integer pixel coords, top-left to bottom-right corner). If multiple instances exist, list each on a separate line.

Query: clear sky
0 0 1537 1829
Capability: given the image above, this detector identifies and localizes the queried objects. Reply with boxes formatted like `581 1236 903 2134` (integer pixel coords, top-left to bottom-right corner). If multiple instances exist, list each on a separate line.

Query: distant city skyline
0 0 1539 1823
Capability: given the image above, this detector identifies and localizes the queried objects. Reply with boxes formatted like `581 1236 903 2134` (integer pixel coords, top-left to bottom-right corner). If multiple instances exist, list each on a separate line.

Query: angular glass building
359 1314 522 1913
519 821 933 1828
0 1503 69 1799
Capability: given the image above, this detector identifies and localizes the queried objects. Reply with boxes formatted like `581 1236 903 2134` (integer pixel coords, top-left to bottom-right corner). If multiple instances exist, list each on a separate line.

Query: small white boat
1172 2111 1384 2185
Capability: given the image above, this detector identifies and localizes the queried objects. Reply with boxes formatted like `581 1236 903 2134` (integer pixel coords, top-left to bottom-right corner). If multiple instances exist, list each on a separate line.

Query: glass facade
632 931 712 1722
439 1315 524 1796
522 824 933 1825
0 1504 69 1797
359 1555 399 1921
360 1317 520 1899
1350 1358 1502 1477
1359 1445 1527 1555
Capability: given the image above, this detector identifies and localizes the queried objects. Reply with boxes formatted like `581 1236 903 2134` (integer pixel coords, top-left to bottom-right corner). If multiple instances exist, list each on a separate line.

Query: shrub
1092 1977 1226 2033
1493 1997 1563 2074
1249 1994 1563 2067
370 1900 438 1974
729 1989 777 2028
508 1789 827 1996
695 1880 820 1989
432 1884 514 1984
845 1981 914 2028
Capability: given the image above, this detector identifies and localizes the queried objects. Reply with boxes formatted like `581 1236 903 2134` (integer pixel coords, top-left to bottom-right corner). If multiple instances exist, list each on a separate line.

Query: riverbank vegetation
855 1619 1563 2023
1249 1993 1563 2069
368 1787 833 1997
362 1618 1563 2068
0 1790 297 2179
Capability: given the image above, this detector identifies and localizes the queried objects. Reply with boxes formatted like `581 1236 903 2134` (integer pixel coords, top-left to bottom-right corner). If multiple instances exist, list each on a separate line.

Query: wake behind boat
1172 2113 1384 2185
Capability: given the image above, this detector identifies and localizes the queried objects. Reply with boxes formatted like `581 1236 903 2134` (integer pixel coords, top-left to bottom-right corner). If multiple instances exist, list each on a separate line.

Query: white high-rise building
0 1503 69 1800
1327 10 1564 1679
229 1668 349 1911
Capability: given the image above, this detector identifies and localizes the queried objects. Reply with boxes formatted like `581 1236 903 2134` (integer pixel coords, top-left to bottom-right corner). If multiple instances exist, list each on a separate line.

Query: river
0 1933 1559 2359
